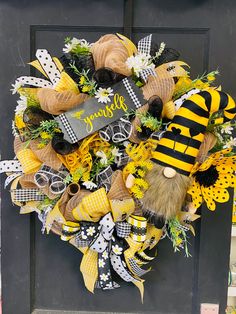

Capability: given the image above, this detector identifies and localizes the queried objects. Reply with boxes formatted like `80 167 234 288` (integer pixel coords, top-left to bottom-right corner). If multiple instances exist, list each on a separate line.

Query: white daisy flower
105 282 113 289
96 150 108 165
15 96 27 115
102 251 109 260
87 226 96 236
98 259 105 268
223 137 236 148
100 273 109 282
63 38 92 53
11 80 22 94
82 181 97 190
95 87 114 104
221 123 233 135
126 52 155 77
11 120 18 137
112 244 122 255
81 231 88 240
111 147 122 157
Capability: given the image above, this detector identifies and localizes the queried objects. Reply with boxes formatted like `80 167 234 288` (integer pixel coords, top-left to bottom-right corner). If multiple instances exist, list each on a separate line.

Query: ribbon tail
133 279 145 303
80 250 98 293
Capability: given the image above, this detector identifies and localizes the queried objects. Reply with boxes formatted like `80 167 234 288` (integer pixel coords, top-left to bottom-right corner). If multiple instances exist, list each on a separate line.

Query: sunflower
188 148 236 211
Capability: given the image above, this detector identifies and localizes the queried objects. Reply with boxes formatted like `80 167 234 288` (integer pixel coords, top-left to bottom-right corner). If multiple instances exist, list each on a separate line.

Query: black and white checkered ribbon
138 34 152 55
115 221 131 238
99 118 132 143
114 148 131 168
122 78 143 109
34 164 67 195
73 232 91 248
57 114 78 144
138 34 156 82
96 165 113 192
140 68 156 82
11 188 45 202
128 258 150 277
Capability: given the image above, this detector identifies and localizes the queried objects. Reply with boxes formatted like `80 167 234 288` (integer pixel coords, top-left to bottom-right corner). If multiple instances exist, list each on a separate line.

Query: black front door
1 1 235 313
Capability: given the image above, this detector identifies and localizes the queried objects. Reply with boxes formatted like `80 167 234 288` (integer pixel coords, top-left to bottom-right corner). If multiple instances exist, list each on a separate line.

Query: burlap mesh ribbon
90 34 133 77
37 88 89 115
30 140 62 171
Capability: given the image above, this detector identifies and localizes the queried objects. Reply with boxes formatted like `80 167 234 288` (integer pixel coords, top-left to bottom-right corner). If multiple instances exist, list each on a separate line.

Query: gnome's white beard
142 163 192 219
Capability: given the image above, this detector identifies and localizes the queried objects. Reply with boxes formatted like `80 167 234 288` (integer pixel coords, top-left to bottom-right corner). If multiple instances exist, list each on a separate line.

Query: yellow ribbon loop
61 221 80 241
45 200 66 234
80 249 98 293
16 148 42 174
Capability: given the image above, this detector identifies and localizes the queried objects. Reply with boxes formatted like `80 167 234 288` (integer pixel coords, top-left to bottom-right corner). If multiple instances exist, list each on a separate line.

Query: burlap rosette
37 88 89 115
30 140 62 171
91 34 132 77
107 170 131 200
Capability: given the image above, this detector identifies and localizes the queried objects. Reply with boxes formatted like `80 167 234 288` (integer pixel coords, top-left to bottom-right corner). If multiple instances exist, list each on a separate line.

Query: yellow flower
188 148 236 211
137 169 145 177
134 178 149 190
15 115 26 129
130 185 144 199
40 132 52 139
82 85 92 93
125 162 137 174
79 76 86 85
176 237 183 246
207 74 215 82
37 142 46 149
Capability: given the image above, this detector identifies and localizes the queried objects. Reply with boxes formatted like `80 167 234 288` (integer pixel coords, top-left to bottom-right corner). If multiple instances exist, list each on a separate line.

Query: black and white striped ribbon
99 118 132 143
34 164 67 195
114 148 131 168
96 165 113 192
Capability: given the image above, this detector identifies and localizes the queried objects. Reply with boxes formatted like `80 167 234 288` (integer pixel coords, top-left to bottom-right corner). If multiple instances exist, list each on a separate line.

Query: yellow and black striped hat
152 89 236 176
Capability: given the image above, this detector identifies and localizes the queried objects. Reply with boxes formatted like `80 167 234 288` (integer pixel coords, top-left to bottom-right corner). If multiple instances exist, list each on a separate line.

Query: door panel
1 1 235 313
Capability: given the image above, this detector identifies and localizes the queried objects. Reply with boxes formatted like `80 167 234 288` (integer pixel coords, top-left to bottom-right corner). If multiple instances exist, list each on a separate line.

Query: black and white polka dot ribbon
15 49 61 88
34 164 67 195
0 160 23 173
99 118 132 143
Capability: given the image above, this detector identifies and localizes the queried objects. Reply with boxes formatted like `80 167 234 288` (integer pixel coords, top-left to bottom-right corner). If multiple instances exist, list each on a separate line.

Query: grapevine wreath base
1 33 236 300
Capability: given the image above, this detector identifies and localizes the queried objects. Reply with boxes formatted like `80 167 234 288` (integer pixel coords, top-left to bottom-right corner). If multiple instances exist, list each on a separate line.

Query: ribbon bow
34 164 67 195
62 212 147 292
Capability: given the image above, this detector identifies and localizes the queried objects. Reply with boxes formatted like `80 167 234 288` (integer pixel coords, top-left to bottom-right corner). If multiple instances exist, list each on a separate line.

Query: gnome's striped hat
152 89 236 176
